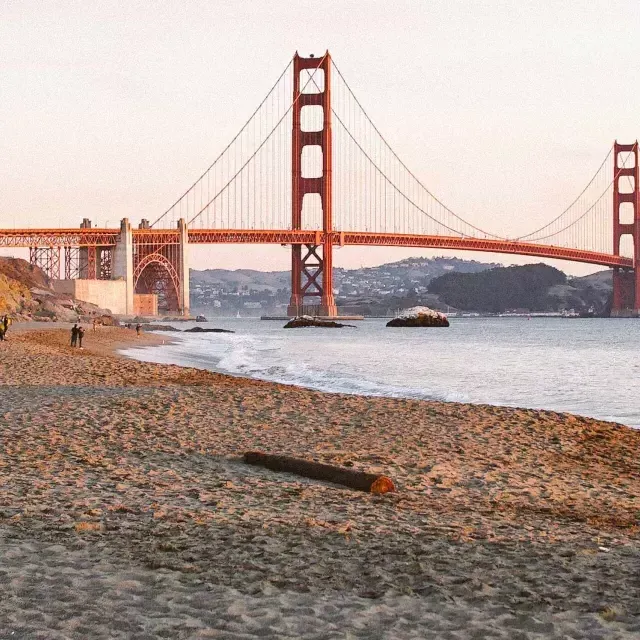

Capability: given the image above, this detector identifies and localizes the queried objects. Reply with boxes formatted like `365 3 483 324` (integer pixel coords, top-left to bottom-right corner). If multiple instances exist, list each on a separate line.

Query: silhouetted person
0 327 4 342
71 324 78 347
2 315 9 335
78 326 85 348
135 323 141 336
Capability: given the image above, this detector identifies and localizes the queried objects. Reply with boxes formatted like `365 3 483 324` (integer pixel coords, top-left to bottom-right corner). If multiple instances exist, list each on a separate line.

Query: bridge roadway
0 228 633 269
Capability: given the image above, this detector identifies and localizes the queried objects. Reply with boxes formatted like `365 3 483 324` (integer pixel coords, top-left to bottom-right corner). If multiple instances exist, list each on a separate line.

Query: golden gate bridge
2 52 638 316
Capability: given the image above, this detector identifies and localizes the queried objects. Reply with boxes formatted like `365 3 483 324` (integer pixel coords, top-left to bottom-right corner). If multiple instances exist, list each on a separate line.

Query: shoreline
120 324 640 431
1 326 639 637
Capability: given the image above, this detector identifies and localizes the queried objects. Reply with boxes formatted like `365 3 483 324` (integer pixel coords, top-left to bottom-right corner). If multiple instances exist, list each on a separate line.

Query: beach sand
0 326 638 638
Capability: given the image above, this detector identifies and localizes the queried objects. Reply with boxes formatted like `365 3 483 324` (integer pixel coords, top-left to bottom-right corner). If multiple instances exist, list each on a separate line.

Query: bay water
121 317 640 428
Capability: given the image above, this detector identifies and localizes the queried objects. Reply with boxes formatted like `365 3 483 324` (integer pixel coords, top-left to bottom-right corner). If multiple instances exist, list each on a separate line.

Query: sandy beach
1 326 639 638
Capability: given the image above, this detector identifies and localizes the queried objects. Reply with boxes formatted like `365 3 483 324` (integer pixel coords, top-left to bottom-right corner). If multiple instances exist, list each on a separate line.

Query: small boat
195 315 207 322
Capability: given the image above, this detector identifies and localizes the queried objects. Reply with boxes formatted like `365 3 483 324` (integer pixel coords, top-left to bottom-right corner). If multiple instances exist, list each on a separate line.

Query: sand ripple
0 327 639 638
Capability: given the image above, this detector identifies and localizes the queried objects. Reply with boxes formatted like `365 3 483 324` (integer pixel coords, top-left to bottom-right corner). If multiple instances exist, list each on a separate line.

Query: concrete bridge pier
177 218 190 316
112 218 134 316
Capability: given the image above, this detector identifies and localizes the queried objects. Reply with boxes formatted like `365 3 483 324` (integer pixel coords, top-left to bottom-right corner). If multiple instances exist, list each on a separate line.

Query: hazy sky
2 0 639 274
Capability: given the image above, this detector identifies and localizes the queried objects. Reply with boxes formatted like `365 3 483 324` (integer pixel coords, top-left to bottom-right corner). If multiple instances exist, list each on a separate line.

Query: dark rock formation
183 326 234 333
136 324 178 332
284 316 354 329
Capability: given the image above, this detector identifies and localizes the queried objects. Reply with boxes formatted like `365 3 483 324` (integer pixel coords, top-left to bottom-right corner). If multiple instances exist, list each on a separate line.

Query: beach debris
386 306 449 328
243 451 395 493
283 315 355 329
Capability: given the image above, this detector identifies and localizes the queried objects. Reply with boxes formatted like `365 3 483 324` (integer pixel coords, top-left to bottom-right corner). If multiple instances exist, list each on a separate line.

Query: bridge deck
0 228 633 269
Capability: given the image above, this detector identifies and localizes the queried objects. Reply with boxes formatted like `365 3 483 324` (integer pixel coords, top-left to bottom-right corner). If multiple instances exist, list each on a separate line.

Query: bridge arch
133 252 182 313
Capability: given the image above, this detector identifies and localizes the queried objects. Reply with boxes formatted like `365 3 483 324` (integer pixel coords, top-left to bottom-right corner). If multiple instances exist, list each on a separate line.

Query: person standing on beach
93 318 98 332
78 325 85 348
2 315 9 335
71 324 78 347
135 323 141 336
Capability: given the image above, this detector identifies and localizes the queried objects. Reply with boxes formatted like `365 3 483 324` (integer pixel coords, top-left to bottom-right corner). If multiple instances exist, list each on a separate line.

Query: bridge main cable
150 56 294 229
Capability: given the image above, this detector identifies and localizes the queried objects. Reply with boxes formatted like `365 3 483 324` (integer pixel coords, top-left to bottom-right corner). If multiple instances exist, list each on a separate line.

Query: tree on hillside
427 264 566 313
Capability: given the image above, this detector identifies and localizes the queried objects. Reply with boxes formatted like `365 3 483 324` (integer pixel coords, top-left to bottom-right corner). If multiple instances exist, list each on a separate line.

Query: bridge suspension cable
155 51 627 263
515 148 613 241
330 61 502 239
186 55 328 228
151 56 298 230
511 146 637 256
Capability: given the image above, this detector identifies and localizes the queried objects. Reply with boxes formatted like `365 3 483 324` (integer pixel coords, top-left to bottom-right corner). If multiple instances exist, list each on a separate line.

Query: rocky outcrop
386 306 449 328
284 315 354 329
0 257 117 323
183 326 234 333
134 324 179 332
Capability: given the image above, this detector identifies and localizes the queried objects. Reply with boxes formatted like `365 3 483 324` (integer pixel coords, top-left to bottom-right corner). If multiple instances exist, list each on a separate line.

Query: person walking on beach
78 325 85 348
71 324 78 347
135 323 141 336
2 315 9 335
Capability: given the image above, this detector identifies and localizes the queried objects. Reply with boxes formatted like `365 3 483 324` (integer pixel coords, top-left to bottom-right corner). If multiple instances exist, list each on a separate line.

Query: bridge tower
612 141 640 316
287 51 337 317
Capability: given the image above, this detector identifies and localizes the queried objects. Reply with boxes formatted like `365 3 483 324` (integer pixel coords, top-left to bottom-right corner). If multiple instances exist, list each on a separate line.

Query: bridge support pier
611 141 640 316
287 51 337 317
178 218 190 316
112 218 134 315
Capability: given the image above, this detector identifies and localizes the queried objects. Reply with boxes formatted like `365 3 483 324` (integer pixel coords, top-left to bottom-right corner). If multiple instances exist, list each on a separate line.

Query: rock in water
386 306 449 328
284 315 353 328
183 326 234 333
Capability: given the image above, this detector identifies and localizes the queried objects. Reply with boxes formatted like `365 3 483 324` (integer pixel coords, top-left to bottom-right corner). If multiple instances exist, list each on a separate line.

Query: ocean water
121 317 640 428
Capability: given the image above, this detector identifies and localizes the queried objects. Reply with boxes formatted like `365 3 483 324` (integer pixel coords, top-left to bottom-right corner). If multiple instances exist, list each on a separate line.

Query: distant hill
191 268 289 292
189 256 500 315
428 264 566 313
190 258 614 316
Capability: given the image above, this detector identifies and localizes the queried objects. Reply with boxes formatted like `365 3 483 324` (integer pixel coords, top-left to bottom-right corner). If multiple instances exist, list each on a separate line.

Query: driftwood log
243 451 395 494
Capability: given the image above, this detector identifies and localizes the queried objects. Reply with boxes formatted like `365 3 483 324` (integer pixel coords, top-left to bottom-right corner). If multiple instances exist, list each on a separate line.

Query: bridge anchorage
3 50 638 317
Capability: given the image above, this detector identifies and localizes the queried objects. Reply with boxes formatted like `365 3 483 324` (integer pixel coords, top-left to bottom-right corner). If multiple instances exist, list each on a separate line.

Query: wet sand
1 327 639 638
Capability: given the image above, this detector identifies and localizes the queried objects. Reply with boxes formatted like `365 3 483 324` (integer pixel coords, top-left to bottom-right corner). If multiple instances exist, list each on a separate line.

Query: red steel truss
29 246 61 279
133 227 184 314
3 228 632 270
0 229 119 247
188 230 633 269
333 233 634 269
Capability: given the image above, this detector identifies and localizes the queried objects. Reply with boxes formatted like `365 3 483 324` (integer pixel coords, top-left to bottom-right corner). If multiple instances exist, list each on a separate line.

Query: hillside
190 257 615 316
190 256 499 315
428 264 614 315
0 257 114 322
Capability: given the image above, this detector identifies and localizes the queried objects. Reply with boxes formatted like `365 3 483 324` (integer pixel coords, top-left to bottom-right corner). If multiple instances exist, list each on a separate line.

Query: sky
2 0 639 275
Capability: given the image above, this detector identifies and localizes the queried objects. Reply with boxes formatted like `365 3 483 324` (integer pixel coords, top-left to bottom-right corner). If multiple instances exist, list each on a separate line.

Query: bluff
0 257 114 322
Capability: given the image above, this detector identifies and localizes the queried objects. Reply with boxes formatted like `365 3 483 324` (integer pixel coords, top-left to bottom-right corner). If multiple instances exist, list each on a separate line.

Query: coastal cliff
0 257 113 322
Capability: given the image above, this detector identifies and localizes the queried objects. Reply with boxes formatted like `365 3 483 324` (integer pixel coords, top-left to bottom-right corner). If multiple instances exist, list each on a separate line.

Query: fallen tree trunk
243 451 395 494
